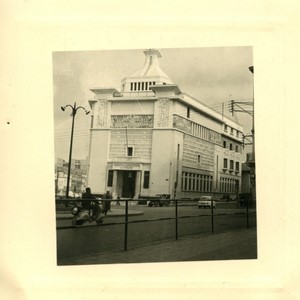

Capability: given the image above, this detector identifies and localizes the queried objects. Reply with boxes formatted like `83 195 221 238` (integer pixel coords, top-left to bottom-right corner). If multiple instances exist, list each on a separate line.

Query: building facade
55 158 88 197
87 49 244 199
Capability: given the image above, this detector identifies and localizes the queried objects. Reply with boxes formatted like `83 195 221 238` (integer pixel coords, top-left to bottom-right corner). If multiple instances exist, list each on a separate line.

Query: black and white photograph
3 0 300 298
54 47 257 265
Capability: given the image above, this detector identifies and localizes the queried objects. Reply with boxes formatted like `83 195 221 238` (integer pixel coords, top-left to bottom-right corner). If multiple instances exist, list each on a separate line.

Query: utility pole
248 66 256 206
228 66 255 207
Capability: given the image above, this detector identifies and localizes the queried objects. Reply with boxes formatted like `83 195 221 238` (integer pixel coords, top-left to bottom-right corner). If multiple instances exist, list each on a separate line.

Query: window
107 170 113 187
223 141 227 148
230 128 234 135
224 125 228 132
143 171 150 189
235 145 239 152
188 173 192 190
196 174 199 191
130 82 133 91
127 147 133 156
134 82 137 91
230 143 233 150
197 154 201 164
236 162 240 172
183 172 188 190
192 174 196 191
187 107 190 118
200 175 203 191
223 158 228 169
145 82 148 90
235 180 239 192
230 160 234 170
209 177 212 191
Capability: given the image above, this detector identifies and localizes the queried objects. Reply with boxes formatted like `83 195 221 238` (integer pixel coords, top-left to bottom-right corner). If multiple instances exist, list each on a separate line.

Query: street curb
56 210 144 220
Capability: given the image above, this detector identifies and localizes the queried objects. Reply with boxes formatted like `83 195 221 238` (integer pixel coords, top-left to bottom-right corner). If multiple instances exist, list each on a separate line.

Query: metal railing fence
56 198 256 252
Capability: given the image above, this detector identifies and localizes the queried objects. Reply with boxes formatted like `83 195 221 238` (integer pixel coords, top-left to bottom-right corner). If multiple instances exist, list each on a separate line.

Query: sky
53 47 254 162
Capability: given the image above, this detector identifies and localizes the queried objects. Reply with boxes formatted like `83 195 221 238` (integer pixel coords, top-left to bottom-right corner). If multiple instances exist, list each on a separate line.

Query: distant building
87 49 244 199
244 152 256 205
241 163 251 194
55 157 88 196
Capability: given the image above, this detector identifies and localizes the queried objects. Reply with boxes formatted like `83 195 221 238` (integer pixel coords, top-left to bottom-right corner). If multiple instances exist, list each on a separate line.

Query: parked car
137 195 170 207
197 196 216 209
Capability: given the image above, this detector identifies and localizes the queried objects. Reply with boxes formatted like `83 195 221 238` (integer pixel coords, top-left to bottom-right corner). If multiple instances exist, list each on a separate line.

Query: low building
87 49 244 199
241 163 251 194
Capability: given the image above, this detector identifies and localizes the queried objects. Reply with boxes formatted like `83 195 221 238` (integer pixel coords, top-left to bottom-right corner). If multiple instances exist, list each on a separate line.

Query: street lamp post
61 102 90 198
248 66 256 206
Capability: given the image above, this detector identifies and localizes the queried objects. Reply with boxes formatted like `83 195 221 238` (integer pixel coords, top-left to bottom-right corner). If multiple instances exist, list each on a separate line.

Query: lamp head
61 106 66 111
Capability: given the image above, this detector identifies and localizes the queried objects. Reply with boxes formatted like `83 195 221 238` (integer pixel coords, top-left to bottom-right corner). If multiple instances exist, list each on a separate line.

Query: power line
55 132 89 138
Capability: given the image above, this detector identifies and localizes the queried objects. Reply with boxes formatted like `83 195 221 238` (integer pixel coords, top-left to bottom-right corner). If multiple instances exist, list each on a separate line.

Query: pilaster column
134 171 142 199
112 170 118 198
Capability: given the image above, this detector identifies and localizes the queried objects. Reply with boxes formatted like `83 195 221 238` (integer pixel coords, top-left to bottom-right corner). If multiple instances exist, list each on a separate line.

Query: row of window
223 159 239 172
130 81 157 91
223 141 240 152
190 121 213 141
174 114 220 144
220 178 239 193
107 169 239 194
181 172 213 192
224 125 240 138
185 108 241 140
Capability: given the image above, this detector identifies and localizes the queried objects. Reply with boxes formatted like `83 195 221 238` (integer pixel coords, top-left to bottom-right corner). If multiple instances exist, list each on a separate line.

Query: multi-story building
87 49 244 199
55 157 88 196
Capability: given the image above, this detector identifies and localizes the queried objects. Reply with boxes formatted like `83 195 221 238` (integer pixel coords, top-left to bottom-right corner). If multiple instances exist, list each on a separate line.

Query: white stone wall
87 130 110 194
109 129 152 161
173 101 222 132
111 100 154 115
182 134 215 171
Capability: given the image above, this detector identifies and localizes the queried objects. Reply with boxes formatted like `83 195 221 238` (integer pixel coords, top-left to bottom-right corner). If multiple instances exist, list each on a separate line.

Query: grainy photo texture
53 47 257 265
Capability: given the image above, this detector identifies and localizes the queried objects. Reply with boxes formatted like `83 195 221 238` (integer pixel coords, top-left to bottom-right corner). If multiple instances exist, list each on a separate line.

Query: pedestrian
103 190 112 215
116 196 121 206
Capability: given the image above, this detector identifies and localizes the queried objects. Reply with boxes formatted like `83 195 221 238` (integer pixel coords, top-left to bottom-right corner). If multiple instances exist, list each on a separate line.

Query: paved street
56 203 256 265
58 228 257 265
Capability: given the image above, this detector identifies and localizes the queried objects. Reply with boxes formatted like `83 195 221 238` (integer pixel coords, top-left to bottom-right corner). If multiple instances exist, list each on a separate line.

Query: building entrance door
122 171 136 198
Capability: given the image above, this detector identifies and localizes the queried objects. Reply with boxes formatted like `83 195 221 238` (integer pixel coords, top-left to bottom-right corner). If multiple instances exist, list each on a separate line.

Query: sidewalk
59 228 257 265
56 207 144 220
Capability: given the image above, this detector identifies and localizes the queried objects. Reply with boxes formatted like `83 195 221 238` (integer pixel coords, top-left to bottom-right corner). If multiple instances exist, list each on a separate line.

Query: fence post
211 199 214 234
175 199 178 240
124 199 129 251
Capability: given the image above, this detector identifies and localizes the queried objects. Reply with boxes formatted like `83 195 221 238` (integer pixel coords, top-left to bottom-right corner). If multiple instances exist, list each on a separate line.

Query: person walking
103 190 112 215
